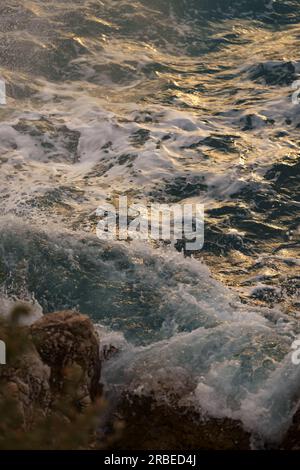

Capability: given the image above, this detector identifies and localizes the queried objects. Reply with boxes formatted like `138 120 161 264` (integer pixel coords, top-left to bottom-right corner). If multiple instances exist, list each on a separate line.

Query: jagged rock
30 310 102 402
0 322 51 429
281 409 300 450
0 310 101 433
109 394 251 450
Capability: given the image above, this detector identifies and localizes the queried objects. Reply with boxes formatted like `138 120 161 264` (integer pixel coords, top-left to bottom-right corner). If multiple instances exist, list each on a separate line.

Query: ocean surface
0 0 299 445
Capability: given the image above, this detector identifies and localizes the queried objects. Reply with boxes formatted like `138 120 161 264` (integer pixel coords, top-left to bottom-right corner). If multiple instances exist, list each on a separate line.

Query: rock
30 310 102 402
0 310 102 435
0 322 51 429
281 409 300 450
108 394 251 450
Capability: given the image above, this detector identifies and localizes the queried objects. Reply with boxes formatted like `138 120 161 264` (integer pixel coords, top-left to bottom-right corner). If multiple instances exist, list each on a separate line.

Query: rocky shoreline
0 308 299 450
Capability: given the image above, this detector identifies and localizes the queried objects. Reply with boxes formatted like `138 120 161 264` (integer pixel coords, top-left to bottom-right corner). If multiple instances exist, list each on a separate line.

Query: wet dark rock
281 409 300 450
0 310 102 429
31 311 102 401
109 394 251 450
0 319 51 427
107 392 300 450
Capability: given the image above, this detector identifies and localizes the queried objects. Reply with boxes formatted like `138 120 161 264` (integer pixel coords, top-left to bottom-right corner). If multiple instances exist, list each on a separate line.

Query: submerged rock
0 318 51 430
